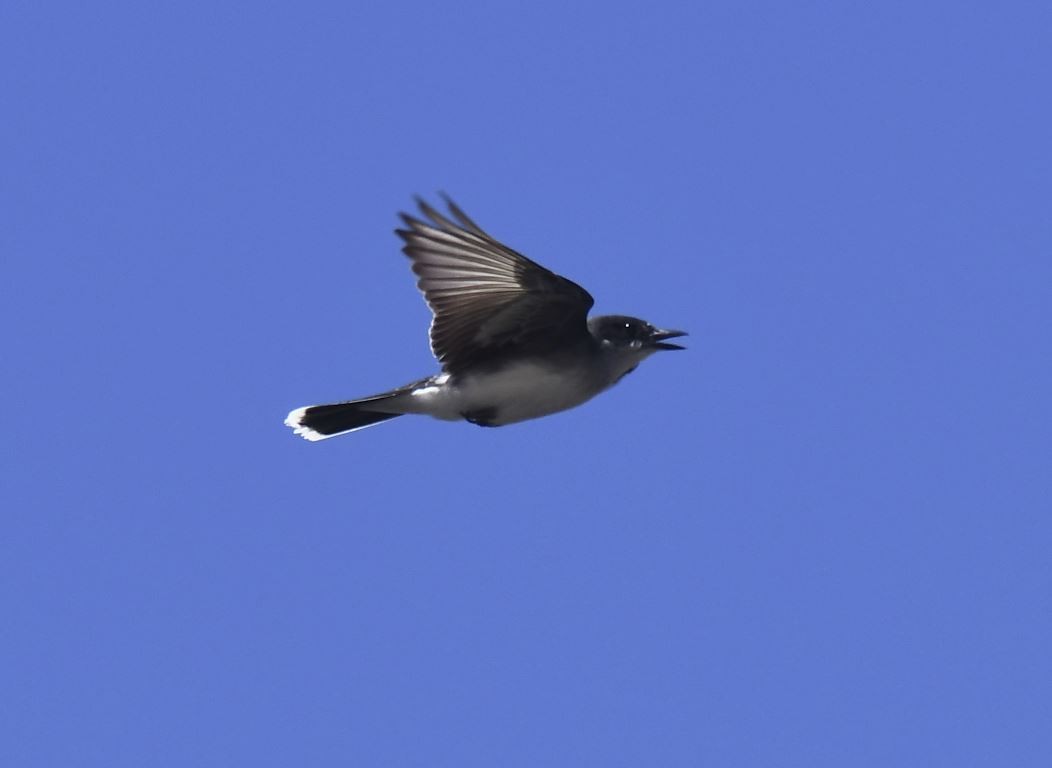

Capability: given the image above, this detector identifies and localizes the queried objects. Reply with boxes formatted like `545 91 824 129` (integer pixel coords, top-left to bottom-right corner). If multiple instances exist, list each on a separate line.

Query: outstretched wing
396 196 594 373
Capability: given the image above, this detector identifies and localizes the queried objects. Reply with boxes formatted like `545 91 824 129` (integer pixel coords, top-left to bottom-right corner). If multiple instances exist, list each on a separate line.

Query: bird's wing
396 196 594 373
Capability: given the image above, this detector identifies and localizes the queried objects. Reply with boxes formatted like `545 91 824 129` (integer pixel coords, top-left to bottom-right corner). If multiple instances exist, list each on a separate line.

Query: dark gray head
587 314 687 381
588 315 687 351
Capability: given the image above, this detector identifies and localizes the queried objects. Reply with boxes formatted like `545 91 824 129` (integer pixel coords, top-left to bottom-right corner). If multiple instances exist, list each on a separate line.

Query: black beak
649 328 688 351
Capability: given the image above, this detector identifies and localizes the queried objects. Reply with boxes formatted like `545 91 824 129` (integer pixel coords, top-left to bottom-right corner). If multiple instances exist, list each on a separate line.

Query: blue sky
3 1 1050 765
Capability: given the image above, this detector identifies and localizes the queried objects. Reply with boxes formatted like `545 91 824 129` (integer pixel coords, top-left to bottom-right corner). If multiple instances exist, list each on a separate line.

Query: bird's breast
453 359 605 425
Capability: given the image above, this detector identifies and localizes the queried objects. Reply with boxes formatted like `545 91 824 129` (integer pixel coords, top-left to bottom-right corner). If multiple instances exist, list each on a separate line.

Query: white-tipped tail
284 398 405 441
284 407 333 441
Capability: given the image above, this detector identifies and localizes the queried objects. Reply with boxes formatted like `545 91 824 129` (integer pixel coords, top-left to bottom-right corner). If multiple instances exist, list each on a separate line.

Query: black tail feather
285 400 403 440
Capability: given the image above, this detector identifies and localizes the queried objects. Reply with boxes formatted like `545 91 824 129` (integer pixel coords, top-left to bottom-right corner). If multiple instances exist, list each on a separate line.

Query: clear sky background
3 2 1050 766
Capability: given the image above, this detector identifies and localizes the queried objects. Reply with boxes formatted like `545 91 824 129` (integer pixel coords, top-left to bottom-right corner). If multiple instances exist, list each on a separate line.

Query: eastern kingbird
285 196 686 440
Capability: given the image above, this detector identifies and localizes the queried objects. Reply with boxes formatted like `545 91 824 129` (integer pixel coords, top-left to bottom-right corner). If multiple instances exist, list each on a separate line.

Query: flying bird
285 196 686 440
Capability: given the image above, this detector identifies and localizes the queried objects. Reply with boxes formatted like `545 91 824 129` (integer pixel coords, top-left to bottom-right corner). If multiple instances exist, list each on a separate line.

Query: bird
285 195 686 440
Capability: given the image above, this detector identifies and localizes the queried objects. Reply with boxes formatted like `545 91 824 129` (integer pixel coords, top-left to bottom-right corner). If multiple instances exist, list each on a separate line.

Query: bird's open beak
650 328 688 351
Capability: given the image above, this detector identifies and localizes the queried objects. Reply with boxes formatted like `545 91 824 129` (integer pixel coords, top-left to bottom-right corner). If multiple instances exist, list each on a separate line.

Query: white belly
405 361 604 425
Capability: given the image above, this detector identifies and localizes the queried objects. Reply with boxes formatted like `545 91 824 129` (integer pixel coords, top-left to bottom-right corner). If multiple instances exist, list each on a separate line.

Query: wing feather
396 197 594 372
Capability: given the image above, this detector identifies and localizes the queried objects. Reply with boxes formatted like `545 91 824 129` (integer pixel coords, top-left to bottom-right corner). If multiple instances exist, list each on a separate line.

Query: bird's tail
285 392 406 441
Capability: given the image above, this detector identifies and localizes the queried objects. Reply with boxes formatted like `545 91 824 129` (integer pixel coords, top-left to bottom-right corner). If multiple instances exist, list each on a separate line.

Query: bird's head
588 315 687 380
